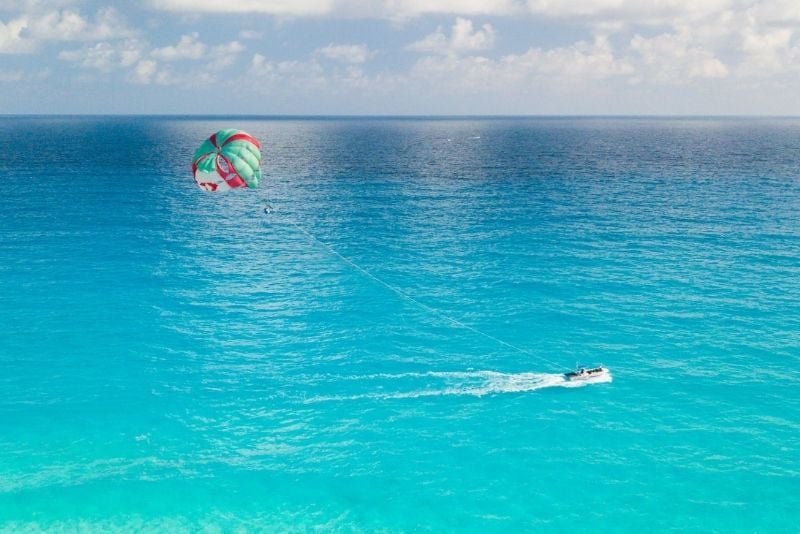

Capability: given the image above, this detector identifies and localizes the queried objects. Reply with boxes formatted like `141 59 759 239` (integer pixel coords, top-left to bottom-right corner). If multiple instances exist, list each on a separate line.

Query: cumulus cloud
736 0 800 25
405 18 636 93
150 0 334 16
0 69 23 81
248 53 326 84
149 0 523 18
149 33 244 67
59 31 244 89
513 36 634 80
0 7 133 53
381 0 522 18
60 41 123 71
238 29 262 40
8 0 800 112
0 0 76 12
59 39 144 71
244 51 399 95
127 57 219 86
0 17 32 53
208 40 245 68
130 58 157 84
29 7 132 41
411 35 632 90
0 67 49 82
151 33 206 61
629 31 729 83
315 43 373 63
408 18 495 55
737 25 799 77
526 0 733 25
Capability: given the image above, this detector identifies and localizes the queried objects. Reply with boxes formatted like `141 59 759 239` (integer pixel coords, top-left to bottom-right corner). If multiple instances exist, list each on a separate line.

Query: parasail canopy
192 129 261 192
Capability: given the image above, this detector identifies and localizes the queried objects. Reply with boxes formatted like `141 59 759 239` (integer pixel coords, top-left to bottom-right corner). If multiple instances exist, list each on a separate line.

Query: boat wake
303 370 612 403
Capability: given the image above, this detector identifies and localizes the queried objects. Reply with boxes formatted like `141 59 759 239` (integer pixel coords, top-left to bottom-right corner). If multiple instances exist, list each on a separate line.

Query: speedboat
564 366 609 381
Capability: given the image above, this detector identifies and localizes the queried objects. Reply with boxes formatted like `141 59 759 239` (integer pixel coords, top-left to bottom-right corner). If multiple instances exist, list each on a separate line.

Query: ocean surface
1 116 799 532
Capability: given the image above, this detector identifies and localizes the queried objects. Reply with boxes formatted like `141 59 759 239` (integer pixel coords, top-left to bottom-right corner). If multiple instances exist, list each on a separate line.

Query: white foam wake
303 370 611 403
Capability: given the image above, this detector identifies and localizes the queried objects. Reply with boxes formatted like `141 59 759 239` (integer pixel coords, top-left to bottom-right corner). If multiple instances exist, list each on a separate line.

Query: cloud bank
3 0 800 113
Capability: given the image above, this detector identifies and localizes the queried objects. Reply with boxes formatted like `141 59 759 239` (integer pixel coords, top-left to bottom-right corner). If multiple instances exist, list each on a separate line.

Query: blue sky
2 0 800 114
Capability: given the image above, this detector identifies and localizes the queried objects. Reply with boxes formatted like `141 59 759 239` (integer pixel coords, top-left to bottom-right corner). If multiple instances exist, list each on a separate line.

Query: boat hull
564 367 609 381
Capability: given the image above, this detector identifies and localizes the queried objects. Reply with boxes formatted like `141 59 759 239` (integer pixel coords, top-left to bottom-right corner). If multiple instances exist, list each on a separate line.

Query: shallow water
1 117 799 531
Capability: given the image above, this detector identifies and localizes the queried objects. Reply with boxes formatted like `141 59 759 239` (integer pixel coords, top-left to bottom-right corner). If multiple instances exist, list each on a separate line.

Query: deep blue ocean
1 117 799 532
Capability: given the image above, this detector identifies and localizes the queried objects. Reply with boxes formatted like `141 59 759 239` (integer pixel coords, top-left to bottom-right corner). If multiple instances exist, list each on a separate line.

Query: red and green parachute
192 129 261 192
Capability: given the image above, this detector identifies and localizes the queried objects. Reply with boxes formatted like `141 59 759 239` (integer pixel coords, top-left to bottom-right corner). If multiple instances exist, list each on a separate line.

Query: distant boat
564 366 609 381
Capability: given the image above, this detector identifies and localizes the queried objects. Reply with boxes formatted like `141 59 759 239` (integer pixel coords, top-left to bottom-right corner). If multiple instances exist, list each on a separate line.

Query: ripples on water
1 117 799 531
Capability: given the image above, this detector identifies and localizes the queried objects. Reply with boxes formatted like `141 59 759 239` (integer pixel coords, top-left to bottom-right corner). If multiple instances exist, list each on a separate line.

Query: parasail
192 129 261 192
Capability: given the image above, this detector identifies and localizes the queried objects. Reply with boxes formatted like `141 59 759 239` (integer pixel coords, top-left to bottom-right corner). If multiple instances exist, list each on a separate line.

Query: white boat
564 366 609 381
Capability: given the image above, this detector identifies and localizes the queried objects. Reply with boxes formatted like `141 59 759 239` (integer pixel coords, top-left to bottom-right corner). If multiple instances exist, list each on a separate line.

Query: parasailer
192 129 261 192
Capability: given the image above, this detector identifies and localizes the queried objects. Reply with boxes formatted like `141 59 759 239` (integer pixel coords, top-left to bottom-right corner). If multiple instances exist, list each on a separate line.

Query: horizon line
2 113 800 119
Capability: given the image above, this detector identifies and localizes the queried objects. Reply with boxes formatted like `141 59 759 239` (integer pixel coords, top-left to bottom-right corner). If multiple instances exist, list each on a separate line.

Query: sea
1 116 799 532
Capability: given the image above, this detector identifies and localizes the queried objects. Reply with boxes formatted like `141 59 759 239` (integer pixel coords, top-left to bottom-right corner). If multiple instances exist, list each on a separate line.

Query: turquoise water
1 117 799 532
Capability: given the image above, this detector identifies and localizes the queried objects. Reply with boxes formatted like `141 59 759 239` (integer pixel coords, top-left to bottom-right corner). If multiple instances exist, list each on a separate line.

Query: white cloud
8 0 800 113
743 0 800 25
0 7 133 53
149 33 244 68
59 41 118 71
29 10 95 40
512 36 634 80
526 0 733 25
59 39 144 71
130 59 157 84
150 0 334 16
209 40 245 68
243 52 404 97
411 35 632 90
238 29 262 40
150 65 217 86
408 18 495 55
151 32 206 61
59 32 244 88
737 25 799 77
30 7 132 41
381 0 522 18
0 67 49 81
127 57 221 86
120 43 142 67
0 16 33 53
0 0 75 12
149 0 523 18
249 53 325 84
0 69 23 81
411 54 493 89
629 31 729 82
315 43 373 63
